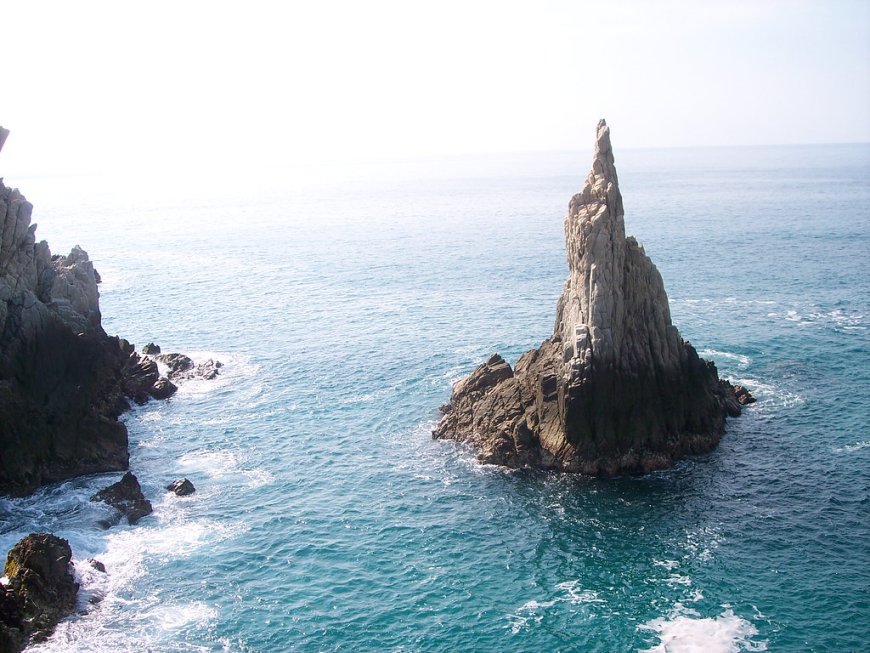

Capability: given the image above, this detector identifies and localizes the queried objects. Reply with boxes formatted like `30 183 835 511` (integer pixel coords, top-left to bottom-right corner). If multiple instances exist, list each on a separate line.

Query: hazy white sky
1 0 868 174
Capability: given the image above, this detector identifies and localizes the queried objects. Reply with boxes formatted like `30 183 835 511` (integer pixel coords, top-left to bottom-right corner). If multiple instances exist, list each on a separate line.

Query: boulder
91 471 152 525
434 120 752 474
141 342 160 355
166 478 195 496
0 533 78 651
87 559 106 573
148 377 177 400
733 385 757 405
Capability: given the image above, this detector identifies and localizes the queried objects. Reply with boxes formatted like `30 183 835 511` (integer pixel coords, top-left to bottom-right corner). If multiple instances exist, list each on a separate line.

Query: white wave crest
639 608 767 653
834 440 870 454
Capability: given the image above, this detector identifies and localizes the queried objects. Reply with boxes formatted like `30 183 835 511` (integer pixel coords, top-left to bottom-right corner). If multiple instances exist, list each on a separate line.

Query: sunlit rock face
434 120 744 475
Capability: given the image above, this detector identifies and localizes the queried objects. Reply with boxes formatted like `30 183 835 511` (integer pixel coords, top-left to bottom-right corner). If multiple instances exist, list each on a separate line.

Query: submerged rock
434 120 750 475
166 478 195 496
91 471 153 525
0 533 78 652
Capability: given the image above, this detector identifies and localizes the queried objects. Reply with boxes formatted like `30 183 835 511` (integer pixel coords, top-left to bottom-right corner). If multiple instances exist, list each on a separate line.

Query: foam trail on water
639 608 767 653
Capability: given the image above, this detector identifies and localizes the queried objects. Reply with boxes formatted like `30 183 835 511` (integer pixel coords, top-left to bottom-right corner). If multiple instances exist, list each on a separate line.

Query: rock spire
434 120 747 474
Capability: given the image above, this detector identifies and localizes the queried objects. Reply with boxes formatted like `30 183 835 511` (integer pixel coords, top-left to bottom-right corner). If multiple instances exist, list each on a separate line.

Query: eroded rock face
434 120 747 475
0 533 78 652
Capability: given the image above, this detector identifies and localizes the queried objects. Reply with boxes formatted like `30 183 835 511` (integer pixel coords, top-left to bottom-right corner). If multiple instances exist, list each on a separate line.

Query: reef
434 120 751 474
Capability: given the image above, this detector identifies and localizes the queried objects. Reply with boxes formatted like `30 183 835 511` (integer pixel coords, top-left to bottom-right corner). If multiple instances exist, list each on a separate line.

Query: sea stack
434 120 746 474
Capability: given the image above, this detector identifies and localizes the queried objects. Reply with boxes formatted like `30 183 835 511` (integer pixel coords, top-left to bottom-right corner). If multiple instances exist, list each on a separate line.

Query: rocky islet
434 120 752 474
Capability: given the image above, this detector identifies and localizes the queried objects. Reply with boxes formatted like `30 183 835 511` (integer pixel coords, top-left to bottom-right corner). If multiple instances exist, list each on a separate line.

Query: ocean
1 143 868 652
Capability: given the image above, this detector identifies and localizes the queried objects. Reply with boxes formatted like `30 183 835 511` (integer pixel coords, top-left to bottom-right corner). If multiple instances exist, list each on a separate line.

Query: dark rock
0 533 78 651
733 385 756 405
194 359 222 381
87 559 106 573
148 377 177 400
91 472 152 525
434 120 751 475
155 353 194 378
166 478 195 496
121 353 160 405
0 136 134 495
141 342 160 355
0 131 197 497
155 353 222 382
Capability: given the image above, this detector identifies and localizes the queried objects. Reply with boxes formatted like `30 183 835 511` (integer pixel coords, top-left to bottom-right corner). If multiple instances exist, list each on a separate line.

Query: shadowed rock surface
434 120 749 475
90 471 153 525
0 533 78 652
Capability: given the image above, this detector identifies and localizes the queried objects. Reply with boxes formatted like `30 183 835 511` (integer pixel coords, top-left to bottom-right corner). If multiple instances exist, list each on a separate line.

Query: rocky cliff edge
0 128 163 494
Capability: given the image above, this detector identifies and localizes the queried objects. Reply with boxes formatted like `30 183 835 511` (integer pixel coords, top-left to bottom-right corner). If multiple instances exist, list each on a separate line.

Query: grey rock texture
0 533 78 652
434 120 747 475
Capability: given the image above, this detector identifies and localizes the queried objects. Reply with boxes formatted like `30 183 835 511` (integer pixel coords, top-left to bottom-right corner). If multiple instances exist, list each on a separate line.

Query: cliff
434 120 749 474
0 128 170 495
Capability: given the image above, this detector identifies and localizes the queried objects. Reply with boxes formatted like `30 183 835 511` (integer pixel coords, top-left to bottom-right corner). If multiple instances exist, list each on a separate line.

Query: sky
1 0 868 175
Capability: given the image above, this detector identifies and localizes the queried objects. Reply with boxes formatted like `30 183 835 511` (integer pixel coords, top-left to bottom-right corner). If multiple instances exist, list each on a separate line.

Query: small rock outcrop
86 559 106 573
434 120 749 475
155 353 222 381
90 471 152 525
166 478 195 496
141 342 160 355
0 533 78 652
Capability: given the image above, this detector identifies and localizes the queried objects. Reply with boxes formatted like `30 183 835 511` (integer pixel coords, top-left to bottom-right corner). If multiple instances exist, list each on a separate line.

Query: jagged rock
155 353 194 378
194 359 223 381
166 478 195 496
155 353 222 381
434 120 750 475
122 352 160 405
0 533 78 651
733 385 756 405
148 377 177 400
87 559 106 573
141 342 160 355
90 471 152 525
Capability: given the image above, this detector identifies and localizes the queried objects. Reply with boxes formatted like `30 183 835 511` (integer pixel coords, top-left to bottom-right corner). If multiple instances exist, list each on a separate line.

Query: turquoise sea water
1 143 868 652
